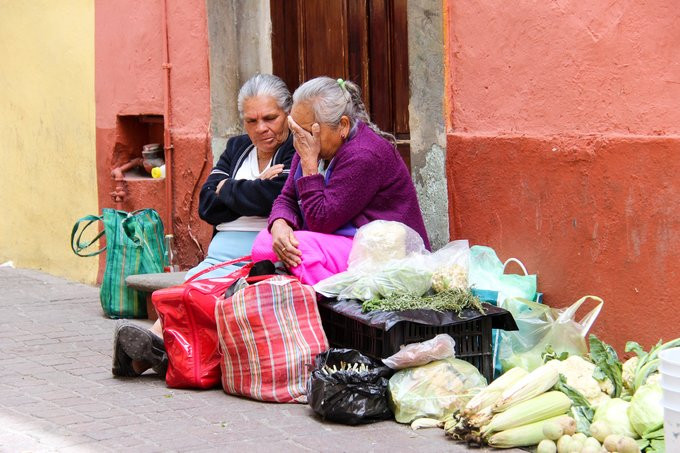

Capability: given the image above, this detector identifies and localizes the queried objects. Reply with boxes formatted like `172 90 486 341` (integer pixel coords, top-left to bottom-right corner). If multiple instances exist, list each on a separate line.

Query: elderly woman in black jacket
112 74 294 378
186 74 295 280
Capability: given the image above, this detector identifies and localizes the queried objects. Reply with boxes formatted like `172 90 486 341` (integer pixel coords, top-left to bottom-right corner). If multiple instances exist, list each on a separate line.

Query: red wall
445 0 680 352
95 0 213 271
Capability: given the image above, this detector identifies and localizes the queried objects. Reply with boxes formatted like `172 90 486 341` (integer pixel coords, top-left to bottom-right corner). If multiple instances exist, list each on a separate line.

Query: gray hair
292 76 395 144
237 74 292 117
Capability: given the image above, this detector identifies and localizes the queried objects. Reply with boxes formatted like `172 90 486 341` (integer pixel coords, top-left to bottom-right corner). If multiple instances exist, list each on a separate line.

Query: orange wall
95 0 213 270
445 0 680 352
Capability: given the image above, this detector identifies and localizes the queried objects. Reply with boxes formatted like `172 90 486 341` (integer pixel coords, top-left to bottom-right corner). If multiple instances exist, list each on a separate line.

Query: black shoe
112 322 140 377
116 322 167 378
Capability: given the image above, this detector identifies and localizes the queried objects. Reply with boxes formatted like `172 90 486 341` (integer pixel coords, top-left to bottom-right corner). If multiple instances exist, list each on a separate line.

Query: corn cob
467 405 494 429
480 391 571 436
486 415 568 448
444 415 460 434
410 418 442 430
492 362 559 413
464 367 529 416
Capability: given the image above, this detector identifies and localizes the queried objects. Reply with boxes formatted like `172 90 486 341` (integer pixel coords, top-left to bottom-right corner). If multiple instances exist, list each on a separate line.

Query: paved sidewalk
0 268 504 453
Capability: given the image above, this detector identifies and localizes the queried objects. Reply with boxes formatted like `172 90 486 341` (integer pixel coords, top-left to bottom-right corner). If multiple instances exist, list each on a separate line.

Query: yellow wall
0 1 98 284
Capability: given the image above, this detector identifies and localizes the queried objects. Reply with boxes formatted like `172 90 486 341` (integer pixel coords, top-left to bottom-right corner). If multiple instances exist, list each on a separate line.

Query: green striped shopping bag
71 208 167 318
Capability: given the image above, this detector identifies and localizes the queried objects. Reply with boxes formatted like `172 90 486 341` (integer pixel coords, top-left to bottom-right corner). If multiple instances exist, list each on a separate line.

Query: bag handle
557 295 604 337
70 215 106 257
503 257 529 276
185 255 253 283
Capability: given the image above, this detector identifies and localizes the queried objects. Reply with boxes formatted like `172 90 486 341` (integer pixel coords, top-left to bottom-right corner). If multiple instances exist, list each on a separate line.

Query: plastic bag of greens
388 357 486 424
307 349 393 425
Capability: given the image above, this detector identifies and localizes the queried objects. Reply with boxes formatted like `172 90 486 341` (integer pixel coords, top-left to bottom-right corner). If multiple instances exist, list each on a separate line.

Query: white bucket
662 371 680 391
660 347 680 376
661 348 680 450
662 384 680 409
665 405 680 451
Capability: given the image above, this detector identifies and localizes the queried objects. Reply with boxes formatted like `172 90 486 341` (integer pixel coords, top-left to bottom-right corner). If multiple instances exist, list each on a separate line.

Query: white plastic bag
382 334 456 370
314 221 432 301
347 220 427 270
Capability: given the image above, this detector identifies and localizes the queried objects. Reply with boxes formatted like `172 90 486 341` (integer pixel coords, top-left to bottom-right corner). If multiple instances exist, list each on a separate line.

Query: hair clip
336 78 347 91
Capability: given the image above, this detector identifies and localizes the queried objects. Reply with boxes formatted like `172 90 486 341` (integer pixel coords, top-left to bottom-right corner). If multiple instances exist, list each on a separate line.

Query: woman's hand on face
288 115 321 174
259 164 284 180
270 219 302 267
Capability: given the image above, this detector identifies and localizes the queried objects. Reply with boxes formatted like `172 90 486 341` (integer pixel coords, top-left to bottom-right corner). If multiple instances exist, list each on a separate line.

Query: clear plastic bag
498 295 604 372
382 334 456 370
430 240 470 292
347 220 427 270
314 221 471 301
388 357 487 423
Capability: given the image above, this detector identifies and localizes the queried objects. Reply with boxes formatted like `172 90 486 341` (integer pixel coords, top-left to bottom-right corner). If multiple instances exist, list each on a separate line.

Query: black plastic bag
307 348 394 425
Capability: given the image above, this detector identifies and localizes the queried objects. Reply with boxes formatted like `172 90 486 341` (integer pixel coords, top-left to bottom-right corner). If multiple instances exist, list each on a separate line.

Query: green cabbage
628 383 664 437
592 397 638 439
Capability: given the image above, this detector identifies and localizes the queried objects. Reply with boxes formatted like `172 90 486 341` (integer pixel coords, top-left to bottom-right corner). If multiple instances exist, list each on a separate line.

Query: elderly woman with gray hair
112 74 295 378
251 76 429 285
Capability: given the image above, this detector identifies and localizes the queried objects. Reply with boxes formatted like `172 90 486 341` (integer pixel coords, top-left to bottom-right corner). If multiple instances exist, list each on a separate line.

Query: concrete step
125 272 187 292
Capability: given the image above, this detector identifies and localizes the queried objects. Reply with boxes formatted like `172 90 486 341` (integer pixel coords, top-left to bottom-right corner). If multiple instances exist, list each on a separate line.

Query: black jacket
198 133 295 226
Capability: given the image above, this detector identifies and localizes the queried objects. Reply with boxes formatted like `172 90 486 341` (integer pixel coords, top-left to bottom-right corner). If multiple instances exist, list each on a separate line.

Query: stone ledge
125 272 187 292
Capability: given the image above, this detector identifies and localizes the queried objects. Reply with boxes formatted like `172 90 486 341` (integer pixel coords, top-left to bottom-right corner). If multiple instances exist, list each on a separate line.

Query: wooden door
270 0 410 169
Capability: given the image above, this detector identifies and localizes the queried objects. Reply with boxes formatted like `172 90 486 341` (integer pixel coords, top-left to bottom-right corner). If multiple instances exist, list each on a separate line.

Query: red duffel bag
215 275 329 403
152 256 253 389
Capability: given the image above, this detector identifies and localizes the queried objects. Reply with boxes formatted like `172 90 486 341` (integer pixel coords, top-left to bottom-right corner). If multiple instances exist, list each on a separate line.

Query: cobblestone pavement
0 268 509 453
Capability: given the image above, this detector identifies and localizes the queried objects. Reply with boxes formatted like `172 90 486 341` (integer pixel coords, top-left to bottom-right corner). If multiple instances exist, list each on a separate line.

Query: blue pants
184 231 259 281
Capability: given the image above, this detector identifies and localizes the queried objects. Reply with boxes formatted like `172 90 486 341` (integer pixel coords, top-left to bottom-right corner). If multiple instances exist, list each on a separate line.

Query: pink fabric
251 229 353 286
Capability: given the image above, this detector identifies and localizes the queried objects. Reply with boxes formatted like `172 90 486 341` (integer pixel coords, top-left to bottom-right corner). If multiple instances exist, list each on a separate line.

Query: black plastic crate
318 303 494 382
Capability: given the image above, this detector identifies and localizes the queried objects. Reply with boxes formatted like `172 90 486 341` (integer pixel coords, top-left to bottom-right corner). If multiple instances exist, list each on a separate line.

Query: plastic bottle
151 164 166 179
163 234 179 272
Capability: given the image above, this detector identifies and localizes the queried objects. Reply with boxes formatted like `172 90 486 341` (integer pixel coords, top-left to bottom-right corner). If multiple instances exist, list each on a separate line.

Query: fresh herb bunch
361 288 486 315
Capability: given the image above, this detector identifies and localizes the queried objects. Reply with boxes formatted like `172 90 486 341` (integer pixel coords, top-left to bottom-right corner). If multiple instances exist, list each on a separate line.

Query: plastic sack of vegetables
347 220 427 269
498 295 603 372
429 240 470 292
307 348 393 425
388 357 486 423
314 221 432 301
382 334 456 370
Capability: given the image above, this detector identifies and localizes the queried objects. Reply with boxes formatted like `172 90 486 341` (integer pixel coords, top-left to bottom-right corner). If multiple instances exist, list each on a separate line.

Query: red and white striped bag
214 275 328 403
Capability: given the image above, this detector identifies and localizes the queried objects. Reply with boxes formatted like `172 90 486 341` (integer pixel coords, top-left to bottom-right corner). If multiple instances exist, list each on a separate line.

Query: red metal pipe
162 0 174 235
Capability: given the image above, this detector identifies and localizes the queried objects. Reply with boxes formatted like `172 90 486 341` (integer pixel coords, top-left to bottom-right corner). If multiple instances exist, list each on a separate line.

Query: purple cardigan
268 122 431 249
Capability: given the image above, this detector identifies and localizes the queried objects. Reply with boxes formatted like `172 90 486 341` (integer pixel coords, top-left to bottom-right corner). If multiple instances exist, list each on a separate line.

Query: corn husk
464 367 529 416
492 362 559 413
481 391 571 436
487 415 568 448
